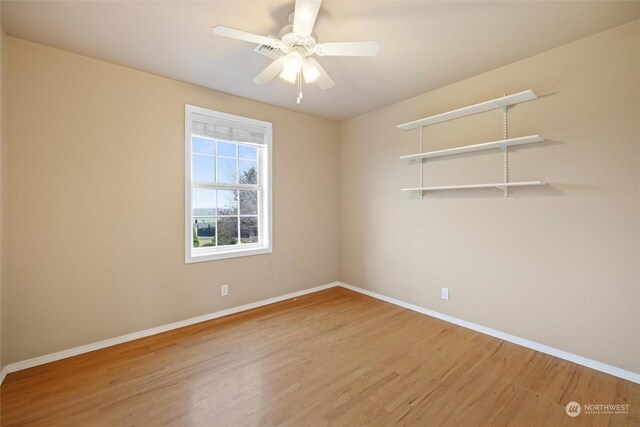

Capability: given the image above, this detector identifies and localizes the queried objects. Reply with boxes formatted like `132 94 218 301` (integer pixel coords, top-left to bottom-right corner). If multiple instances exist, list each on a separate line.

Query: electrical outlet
221 284 228 296
441 287 449 300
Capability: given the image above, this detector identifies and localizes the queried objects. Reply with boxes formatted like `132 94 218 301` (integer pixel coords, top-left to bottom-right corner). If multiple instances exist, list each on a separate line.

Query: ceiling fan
212 0 380 103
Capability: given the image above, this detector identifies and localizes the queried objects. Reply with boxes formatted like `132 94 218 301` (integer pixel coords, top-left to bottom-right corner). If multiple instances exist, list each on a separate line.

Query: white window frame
185 105 272 263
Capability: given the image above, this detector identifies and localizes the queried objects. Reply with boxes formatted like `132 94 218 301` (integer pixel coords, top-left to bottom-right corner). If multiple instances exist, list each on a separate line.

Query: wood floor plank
1 287 638 426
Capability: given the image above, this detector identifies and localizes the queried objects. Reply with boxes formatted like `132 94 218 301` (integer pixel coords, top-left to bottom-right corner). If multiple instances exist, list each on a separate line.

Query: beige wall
0 7 5 371
339 21 639 373
3 37 339 364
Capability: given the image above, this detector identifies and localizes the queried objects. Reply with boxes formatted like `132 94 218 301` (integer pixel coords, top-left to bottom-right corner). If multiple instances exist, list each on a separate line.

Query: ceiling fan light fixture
279 66 298 84
283 51 304 75
302 60 320 83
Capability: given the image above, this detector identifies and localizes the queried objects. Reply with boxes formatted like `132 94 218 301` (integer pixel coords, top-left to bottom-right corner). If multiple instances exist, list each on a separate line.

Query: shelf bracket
502 103 508 198
418 117 423 199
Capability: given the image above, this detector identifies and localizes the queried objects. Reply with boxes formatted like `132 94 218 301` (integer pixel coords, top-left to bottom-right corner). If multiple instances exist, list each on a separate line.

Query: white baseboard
0 365 8 385
2 281 638 386
339 282 640 384
0 282 340 384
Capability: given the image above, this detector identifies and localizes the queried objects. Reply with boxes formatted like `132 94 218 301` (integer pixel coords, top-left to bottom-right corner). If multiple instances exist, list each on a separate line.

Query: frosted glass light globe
284 52 303 74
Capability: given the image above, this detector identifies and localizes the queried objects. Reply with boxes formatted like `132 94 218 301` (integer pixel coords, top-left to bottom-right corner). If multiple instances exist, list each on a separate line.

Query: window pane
239 190 258 215
193 218 216 248
192 188 216 216
240 217 259 244
192 137 215 155
217 157 238 184
218 190 238 215
239 145 257 160
192 154 215 183
217 217 238 246
239 160 257 184
217 141 237 158
192 188 216 248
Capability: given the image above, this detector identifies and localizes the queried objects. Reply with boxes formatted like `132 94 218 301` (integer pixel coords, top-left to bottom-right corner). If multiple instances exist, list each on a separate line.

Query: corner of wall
336 122 342 281
0 8 6 375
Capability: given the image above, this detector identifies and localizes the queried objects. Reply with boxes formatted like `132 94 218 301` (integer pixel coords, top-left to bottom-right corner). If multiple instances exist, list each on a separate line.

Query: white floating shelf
401 181 546 193
400 135 544 162
397 90 538 131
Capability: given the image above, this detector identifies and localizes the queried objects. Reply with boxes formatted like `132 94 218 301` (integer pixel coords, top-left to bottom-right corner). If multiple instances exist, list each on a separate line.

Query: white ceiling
2 1 639 121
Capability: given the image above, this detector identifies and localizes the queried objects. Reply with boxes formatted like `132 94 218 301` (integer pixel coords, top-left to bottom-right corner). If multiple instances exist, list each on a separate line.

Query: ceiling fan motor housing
279 26 317 58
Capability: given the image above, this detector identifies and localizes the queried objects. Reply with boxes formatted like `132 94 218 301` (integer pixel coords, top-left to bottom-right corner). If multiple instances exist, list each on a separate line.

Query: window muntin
185 105 272 263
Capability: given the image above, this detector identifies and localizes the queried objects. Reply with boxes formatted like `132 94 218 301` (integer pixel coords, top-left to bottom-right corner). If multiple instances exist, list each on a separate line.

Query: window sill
185 245 272 263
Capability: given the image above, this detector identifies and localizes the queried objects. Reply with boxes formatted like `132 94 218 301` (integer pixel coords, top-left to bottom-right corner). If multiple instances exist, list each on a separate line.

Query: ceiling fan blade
307 58 334 90
315 41 380 57
212 25 280 47
293 0 322 38
253 57 286 84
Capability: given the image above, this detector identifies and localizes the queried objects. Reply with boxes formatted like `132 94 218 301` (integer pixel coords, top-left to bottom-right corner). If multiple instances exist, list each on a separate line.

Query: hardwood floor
1 287 638 426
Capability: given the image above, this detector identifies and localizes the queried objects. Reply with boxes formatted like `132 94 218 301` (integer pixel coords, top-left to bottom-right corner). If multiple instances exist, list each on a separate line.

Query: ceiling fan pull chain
299 70 303 99
297 70 303 104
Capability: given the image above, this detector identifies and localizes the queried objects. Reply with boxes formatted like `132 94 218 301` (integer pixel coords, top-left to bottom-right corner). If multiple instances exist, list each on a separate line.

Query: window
185 105 272 263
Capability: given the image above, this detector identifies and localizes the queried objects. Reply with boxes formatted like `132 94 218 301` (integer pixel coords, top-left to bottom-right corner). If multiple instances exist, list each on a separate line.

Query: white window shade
191 113 266 145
